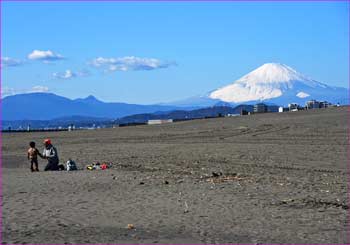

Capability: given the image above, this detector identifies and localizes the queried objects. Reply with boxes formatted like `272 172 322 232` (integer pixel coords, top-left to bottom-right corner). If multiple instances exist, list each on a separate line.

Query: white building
147 119 173 125
288 103 299 111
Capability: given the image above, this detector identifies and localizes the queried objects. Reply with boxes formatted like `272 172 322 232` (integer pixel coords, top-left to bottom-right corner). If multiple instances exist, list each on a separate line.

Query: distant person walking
41 139 60 171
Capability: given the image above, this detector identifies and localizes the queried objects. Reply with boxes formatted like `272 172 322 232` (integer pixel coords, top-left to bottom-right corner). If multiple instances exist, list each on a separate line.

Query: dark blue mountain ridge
2 93 184 121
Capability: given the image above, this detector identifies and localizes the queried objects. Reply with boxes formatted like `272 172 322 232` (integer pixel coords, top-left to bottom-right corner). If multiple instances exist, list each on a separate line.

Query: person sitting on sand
27 141 42 172
41 139 60 171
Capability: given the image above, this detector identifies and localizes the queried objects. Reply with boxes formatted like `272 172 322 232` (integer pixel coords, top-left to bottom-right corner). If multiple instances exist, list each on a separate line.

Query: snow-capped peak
237 63 309 84
209 63 329 103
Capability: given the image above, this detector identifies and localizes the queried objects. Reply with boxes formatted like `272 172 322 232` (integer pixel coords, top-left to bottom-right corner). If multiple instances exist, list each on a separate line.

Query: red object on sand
101 163 108 170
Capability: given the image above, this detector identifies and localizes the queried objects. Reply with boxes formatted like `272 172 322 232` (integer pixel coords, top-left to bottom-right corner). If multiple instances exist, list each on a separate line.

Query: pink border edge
347 1 350 245
1 0 3 244
0 0 349 245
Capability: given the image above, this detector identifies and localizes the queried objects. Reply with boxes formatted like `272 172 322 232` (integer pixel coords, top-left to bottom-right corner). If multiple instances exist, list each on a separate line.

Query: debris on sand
184 201 189 213
281 198 294 204
139 181 145 185
127 224 135 230
211 171 223 177
86 162 112 171
164 180 169 185
206 174 247 183
276 198 349 210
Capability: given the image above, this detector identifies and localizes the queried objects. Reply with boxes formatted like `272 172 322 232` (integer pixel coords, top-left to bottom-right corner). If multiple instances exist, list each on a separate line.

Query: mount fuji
171 63 348 107
3 63 348 122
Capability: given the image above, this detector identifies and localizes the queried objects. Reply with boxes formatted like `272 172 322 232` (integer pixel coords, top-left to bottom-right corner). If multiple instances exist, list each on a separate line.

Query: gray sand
2 107 348 244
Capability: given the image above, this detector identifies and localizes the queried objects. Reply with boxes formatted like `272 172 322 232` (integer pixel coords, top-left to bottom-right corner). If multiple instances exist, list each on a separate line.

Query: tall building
254 103 268 113
306 100 320 109
319 101 330 108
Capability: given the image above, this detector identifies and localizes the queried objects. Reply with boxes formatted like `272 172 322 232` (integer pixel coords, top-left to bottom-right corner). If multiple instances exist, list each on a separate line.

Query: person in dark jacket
41 139 60 171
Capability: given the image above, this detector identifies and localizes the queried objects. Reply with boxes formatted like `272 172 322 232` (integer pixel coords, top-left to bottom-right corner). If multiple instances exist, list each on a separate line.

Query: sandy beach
2 107 348 244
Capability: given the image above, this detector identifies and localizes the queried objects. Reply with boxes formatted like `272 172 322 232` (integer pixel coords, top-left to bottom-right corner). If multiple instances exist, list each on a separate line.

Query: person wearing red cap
41 139 60 171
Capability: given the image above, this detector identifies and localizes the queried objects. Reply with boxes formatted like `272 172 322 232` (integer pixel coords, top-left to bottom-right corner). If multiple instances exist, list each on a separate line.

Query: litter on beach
206 175 247 183
86 162 112 170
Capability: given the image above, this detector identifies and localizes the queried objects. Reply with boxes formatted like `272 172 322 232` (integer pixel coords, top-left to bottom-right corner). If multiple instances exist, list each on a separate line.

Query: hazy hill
2 93 182 120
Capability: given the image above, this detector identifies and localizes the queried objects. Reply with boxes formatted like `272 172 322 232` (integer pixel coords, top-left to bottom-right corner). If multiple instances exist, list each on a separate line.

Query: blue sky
2 1 349 104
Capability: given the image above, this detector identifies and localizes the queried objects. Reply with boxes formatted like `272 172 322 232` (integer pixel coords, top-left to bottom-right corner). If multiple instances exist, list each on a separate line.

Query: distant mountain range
2 93 184 121
3 63 348 122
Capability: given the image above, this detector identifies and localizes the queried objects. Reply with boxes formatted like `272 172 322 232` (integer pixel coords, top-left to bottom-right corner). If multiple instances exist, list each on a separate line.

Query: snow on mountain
209 63 332 103
296 91 310 98
167 63 348 107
